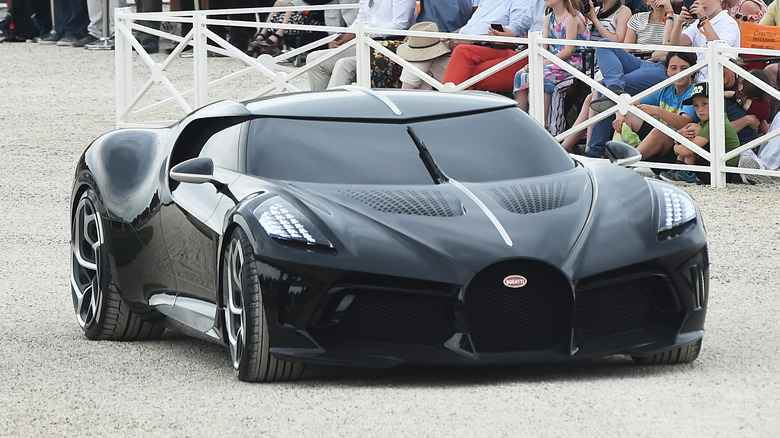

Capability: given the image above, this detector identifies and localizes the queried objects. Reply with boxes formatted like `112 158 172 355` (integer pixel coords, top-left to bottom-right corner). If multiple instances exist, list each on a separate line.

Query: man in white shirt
307 0 417 90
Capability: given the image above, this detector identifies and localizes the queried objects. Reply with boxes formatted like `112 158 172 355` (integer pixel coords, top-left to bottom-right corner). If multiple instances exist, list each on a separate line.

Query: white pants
306 46 357 91
87 0 127 38
399 55 451 89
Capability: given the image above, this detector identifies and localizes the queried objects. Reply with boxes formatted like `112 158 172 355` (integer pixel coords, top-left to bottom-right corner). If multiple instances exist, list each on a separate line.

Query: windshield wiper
407 126 448 184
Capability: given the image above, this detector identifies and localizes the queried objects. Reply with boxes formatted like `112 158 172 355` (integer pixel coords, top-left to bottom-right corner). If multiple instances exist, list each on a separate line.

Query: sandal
260 33 284 46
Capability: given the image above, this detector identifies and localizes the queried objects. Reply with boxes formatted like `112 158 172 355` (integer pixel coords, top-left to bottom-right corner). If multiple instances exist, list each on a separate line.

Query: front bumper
259 245 709 368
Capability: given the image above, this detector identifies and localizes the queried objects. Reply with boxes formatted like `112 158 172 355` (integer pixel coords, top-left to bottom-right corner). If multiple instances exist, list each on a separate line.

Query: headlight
254 198 332 248
651 181 697 239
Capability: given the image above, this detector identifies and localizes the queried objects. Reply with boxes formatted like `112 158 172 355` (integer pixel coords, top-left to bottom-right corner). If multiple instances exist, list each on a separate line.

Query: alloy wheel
70 194 104 329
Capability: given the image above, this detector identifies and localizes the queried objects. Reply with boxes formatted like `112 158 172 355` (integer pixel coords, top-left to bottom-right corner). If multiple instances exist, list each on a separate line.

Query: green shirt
698 117 741 167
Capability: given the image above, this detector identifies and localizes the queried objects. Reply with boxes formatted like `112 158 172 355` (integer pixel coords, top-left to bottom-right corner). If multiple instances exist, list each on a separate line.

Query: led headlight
254 198 332 248
651 181 697 236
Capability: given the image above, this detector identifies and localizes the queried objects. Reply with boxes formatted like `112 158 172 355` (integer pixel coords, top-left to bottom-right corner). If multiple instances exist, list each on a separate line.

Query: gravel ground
1 38 779 437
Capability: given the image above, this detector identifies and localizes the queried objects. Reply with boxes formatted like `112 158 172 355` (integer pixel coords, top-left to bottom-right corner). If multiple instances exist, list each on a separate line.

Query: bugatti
70 88 709 382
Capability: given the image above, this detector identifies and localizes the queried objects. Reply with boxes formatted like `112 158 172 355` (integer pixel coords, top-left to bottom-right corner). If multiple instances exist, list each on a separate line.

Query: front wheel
223 227 304 382
70 188 164 340
631 338 703 365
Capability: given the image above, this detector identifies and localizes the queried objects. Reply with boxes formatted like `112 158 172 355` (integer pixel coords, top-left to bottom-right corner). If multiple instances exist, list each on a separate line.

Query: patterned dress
514 10 591 94
722 0 767 24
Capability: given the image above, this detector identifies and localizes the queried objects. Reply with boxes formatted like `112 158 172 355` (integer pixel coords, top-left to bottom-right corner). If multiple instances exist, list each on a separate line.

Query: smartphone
683 0 697 17
491 23 504 32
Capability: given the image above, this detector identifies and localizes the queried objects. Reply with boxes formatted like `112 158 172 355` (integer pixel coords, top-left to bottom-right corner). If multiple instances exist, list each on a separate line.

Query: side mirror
170 157 215 184
605 141 641 167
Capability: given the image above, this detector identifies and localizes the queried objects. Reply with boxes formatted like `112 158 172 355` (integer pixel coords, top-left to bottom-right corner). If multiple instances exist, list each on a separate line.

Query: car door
160 123 244 304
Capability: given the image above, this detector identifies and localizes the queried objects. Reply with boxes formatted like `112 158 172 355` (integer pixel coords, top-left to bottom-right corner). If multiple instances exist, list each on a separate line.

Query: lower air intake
465 260 572 353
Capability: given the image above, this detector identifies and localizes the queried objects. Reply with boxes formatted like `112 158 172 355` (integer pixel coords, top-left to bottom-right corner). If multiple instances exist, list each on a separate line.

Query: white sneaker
739 153 774 185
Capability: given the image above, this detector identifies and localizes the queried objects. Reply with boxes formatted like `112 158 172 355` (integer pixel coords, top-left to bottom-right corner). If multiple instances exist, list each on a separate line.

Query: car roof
242 87 517 121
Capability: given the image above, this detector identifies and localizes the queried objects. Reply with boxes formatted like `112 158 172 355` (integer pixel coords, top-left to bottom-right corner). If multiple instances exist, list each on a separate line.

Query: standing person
306 0 416 91
38 0 90 45
584 0 739 157
513 0 590 126
78 0 128 47
136 0 163 53
659 82 741 184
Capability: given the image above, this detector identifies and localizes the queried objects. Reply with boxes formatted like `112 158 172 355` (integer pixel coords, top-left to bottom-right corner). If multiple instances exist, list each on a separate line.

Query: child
513 0 590 126
610 51 698 147
724 69 774 133
660 82 741 185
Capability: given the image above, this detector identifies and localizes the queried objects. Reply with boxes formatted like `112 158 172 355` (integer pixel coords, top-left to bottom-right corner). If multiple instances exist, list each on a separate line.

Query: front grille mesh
339 189 456 217
315 290 454 345
464 260 572 353
491 181 569 214
576 279 668 339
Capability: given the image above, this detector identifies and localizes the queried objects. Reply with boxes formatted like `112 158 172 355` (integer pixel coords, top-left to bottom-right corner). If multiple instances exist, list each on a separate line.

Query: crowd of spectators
2 0 779 184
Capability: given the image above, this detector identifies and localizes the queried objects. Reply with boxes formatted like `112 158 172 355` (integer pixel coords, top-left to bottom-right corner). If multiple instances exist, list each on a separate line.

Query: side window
199 123 242 170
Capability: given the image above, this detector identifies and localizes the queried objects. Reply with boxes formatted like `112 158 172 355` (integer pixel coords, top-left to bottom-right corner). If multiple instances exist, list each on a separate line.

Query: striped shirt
627 12 670 46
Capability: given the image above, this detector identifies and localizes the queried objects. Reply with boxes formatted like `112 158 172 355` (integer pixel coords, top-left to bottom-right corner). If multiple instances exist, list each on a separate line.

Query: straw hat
397 22 451 62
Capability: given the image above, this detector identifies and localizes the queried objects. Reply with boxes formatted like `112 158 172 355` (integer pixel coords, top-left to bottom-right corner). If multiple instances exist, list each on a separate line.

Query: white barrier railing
115 6 780 188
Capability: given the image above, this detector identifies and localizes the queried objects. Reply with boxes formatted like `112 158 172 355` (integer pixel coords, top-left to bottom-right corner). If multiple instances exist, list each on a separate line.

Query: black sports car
71 88 708 382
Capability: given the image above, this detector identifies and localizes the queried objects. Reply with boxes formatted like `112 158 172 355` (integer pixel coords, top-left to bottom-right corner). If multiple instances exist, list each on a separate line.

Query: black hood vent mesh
491 181 570 214
339 189 457 217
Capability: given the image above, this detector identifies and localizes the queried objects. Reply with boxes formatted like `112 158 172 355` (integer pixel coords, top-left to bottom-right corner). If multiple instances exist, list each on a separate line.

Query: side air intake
339 189 459 217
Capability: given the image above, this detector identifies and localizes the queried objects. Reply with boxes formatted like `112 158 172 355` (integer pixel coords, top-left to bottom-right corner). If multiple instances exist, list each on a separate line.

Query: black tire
70 188 165 341
631 338 702 365
223 227 304 382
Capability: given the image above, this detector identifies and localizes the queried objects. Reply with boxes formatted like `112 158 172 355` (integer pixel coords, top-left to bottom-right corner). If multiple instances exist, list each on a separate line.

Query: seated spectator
758 0 780 84
437 0 544 93
721 0 766 24
249 0 307 56
585 0 633 43
325 0 360 30
306 0 416 91
584 0 740 157
401 0 539 91
660 82 740 184
633 65 760 173
397 22 453 89
561 0 676 151
725 68 774 133
417 0 475 32
739 112 780 184
612 52 697 146
514 0 590 126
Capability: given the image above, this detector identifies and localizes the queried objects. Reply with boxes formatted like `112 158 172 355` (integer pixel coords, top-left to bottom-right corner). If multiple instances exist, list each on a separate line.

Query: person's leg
400 59 437 89
561 93 594 151
594 46 647 91
328 56 357 88
442 45 499 87
621 62 667 95
636 127 676 160
585 116 615 158
86 0 102 38
137 0 163 51
307 46 355 90
470 49 528 92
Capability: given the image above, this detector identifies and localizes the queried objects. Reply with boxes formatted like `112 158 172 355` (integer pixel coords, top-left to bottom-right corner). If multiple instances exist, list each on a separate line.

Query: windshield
246 108 574 184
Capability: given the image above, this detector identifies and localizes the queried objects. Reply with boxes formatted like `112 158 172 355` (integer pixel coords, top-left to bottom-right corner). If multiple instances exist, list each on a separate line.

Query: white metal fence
115 5 780 188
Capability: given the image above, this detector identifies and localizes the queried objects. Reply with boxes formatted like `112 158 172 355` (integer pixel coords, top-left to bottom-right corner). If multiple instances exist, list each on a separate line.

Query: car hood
274 167 602 282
